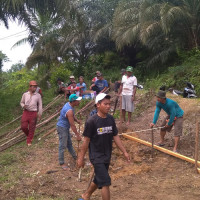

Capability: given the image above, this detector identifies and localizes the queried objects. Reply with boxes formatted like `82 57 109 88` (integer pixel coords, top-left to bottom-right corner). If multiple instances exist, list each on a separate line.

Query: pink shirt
20 91 43 116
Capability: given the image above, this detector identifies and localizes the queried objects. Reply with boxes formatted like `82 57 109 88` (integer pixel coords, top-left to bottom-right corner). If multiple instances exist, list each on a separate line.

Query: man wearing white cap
77 93 130 200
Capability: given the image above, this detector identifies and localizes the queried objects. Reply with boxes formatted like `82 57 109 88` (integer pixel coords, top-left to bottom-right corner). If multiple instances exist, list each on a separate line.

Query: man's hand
165 124 170 128
76 120 82 125
23 105 28 110
77 158 85 168
37 114 42 122
124 152 131 162
131 96 135 101
150 123 154 128
76 135 82 141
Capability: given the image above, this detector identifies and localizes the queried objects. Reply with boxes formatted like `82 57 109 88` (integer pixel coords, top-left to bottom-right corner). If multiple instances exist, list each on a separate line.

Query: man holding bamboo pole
57 94 82 170
150 90 184 152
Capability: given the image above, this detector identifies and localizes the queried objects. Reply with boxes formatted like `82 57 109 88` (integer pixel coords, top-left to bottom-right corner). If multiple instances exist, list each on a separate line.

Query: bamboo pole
0 110 61 152
123 134 200 167
195 117 199 173
38 127 57 141
151 128 154 158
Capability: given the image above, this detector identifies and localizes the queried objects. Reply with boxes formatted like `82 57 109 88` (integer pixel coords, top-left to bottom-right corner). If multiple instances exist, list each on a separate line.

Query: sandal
157 142 165 147
61 165 70 171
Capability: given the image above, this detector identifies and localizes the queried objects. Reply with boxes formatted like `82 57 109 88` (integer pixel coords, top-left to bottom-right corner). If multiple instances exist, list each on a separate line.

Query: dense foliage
1 0 200 123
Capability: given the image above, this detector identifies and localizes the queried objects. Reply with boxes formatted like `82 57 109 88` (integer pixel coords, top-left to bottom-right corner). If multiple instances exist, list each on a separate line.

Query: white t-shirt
122 75 137 95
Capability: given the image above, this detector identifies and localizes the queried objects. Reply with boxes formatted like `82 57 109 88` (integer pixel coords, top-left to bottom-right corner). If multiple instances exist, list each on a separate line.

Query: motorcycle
183 82 197 98
167 82 197 98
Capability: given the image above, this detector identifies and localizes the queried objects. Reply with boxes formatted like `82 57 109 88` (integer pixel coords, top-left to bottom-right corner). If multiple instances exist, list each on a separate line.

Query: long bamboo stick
38 127 57 141
0 110 61 152
123 134 200 167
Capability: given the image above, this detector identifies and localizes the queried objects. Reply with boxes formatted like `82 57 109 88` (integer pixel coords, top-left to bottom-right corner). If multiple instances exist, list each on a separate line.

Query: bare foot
126 122 130 126
82 193 90 200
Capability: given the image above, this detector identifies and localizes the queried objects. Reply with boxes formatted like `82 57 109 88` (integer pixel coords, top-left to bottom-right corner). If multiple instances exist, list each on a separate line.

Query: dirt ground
1 92 200 200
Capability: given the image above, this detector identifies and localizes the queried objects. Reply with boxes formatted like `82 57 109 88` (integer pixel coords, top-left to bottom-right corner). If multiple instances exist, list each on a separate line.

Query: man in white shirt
118 66 137 125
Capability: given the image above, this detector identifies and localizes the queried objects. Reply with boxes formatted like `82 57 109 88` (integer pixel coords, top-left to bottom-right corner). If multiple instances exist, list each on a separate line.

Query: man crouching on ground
77 93 130 200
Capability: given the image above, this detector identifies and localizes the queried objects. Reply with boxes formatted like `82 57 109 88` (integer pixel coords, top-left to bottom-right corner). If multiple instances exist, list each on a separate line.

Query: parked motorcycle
168 82 197 98
183 82 197 98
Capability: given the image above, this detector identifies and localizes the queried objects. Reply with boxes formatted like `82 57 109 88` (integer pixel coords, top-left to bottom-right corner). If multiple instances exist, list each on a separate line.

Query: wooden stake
123 134 200 167
195 116 199 173
112 96 119 116
151 128 154 158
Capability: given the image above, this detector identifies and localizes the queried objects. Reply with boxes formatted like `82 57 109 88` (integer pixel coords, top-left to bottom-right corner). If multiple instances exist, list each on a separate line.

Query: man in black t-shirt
77 93 130 200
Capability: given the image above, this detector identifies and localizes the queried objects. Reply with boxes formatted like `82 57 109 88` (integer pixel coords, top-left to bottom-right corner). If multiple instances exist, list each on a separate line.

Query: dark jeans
114 81 121 93
57 126 77 165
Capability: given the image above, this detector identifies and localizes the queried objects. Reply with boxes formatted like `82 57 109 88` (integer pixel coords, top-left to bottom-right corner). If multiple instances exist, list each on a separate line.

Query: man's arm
90 83 95 90
77 137 90 168
132 77 137 101
150 105 161 127
66 110 81 141
117 83 123 96
100 86 108 93
113 135 130 162
132 86 137 101
20 93 25 108
37 95 43 121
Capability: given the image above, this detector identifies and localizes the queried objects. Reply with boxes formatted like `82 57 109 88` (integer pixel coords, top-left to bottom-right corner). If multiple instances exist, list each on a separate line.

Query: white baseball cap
70 75 75 79
95 93 111 104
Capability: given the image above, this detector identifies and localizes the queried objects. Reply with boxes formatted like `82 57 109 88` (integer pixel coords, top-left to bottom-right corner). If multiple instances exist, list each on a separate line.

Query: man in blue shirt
150 90 184 152
57 94 82 170
90 73 108 94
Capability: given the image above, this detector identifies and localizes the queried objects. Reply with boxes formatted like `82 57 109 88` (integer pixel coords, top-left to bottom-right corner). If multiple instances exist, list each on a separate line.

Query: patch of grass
0 148 26 189
0 152 17 166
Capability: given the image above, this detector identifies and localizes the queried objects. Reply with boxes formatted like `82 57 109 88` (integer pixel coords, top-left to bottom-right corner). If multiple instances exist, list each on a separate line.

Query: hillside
0 91 200 200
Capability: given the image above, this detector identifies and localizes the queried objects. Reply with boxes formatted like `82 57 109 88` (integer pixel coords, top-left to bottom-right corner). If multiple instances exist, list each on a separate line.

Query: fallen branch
38 127 57 141
0 110 61 152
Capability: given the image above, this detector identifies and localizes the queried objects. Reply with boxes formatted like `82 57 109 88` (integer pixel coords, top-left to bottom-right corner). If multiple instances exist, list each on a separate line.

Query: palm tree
0 0 64 28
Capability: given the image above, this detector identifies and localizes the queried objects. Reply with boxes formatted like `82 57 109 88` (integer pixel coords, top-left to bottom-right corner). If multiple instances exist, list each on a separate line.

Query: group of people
57 76 87 98
57 71 109 99
19 65 184 200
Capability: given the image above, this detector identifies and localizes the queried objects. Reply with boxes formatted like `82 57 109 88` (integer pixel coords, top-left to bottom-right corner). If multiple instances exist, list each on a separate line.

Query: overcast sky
0 21 32 71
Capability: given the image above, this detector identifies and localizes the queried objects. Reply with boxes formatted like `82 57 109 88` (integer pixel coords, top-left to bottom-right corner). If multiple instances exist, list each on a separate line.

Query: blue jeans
57 126 77 165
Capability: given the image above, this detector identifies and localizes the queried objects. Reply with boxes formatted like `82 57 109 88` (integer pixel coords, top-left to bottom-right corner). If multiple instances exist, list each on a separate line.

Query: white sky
0 20 32 71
